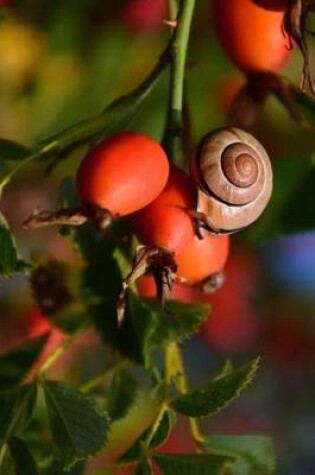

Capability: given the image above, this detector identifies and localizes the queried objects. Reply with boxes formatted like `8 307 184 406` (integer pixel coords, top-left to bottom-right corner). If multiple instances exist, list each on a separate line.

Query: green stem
0 443 6 470
172 343 203 445
143 402 168 451
163 0 196 162
168 0 179 19
164 342 203 447
79 359 126 394
164 343 176 386
140 344 177 454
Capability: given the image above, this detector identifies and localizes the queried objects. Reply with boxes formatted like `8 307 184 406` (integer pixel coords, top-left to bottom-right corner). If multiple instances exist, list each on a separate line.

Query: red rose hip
76 131 169 216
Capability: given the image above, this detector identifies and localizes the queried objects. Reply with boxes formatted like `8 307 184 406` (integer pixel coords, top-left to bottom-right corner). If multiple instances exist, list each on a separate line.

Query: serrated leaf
127 292 156 368
0 384 37 440
171 357 260 418
8 436 39 475
143 299 210 347
128 293 209 370
0 139 30 162
203 435 275 475
119 410 174 464
106 368 138 421
0 334 49 390
41 379 110 469
0 213 21 277
153 453 232 475
76 227 143 363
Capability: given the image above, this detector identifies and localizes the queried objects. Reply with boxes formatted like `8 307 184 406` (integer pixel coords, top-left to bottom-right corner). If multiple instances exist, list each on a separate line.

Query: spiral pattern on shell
192 127 272 233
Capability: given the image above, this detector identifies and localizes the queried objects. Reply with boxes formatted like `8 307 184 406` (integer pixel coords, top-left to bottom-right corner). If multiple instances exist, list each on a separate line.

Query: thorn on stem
163 19 178 28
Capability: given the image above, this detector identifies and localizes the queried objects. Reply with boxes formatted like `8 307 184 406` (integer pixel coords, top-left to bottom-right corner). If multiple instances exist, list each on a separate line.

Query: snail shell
191 127 272 233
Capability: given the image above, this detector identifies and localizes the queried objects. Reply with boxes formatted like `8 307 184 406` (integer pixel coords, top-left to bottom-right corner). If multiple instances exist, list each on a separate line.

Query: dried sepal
23 203 113 232
117 245 178 326
283 0 315 94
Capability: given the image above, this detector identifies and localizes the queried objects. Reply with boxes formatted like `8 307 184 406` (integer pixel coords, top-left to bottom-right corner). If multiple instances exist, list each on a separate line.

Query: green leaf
171 357 260 418
74 225 143 363
134 459 154 475
41 379 110 469
143 299 210 347
119 410 174 464
202 435 275 475
8 436 39 475
128 293 209 369
0 384 37 440
153 453 232 475
41 458 85 475
106 368 138 421
0 139 29 162
0 213 21 277
0 334 49 390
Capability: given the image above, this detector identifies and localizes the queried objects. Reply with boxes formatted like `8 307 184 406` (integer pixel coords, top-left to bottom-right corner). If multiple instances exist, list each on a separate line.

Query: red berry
176 234 230 284
212 0 291 74
76 132 169 216
131 166 195 252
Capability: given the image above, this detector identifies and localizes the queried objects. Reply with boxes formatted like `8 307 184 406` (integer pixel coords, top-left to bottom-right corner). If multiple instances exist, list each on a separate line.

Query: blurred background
1 1 315 474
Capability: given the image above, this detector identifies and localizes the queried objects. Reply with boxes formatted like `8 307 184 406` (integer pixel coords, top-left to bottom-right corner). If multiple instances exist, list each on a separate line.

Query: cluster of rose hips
76 131 230 306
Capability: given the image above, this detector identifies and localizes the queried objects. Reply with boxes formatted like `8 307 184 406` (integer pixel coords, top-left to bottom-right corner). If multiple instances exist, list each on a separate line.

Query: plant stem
172 343 203 445
0 442 7 470
79 359 126 394
144 402 168 451
164 342 203 446
163 0 196 162
168 0 179 19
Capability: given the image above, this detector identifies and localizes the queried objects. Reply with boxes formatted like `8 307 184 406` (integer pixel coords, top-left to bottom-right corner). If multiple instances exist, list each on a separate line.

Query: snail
191 127 273 234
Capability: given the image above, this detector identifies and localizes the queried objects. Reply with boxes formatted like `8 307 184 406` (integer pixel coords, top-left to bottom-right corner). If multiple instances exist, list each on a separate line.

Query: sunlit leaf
171 357 260 417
